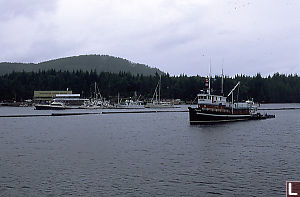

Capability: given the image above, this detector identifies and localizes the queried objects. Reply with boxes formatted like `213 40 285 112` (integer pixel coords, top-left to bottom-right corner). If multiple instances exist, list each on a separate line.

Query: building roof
55 94 81 97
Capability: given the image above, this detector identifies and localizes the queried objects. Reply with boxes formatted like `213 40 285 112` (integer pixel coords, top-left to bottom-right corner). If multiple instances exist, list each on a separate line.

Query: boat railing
202 107 230 113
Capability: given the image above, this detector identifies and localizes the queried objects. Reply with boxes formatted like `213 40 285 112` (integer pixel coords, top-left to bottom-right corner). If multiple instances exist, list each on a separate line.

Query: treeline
0 70 300 103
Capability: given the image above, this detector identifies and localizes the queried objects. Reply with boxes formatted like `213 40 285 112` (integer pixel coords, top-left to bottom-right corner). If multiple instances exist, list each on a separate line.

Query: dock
0 112 100 118
0 110 188 118
259 107 300 110
101 110 188 114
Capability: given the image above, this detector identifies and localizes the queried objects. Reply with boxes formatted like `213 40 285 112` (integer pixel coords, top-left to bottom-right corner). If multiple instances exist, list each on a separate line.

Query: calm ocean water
0 104 300 196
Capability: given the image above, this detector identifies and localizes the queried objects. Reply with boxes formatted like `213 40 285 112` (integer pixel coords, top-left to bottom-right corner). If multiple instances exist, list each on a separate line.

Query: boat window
198 96 207 99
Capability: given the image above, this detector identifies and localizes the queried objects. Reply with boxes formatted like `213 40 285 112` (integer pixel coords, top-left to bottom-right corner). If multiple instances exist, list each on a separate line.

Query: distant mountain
0 55 164 76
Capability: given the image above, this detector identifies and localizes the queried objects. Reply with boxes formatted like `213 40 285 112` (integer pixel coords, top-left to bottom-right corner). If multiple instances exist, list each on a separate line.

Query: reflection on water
0 104 300 196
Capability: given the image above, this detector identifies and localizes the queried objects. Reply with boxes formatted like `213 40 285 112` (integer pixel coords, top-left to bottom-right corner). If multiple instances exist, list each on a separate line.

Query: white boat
114 93 145 109
115 99 145 109
79 100 103 109
144 101 174 108
34 101 70 110
145 75 175 108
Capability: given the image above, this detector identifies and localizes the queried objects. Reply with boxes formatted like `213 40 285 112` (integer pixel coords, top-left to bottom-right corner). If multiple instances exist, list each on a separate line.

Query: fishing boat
188 69 262 124
145 76 175 108
79 82 113 109
145 101 174 108
114 92 145 109
115 99 145 109
79 100 103 109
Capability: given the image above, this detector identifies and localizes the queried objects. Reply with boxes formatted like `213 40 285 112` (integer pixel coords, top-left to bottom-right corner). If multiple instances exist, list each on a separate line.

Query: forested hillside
0 70 299 103
0 55 164 76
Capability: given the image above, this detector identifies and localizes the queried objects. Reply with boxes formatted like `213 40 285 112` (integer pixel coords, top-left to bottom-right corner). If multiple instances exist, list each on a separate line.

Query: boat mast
151 81 160 102
159 75 161 103
232 93 234 114
94 82 98 100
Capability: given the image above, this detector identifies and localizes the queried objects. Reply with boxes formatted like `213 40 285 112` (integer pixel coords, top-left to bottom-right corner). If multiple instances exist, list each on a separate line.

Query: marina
1 0 299 196
0 109 188 118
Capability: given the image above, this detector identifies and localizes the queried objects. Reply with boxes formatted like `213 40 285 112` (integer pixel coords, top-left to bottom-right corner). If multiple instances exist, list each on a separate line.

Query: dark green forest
0 70 300 103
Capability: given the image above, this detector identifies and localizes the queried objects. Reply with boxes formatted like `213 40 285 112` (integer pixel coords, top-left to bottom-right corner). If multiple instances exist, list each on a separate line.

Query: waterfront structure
53 94 88 106
33 91 72 103
33 91 88 106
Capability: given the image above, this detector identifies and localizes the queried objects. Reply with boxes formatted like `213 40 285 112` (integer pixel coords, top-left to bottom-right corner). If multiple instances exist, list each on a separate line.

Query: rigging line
151 80 160 102
237 85 240 102
192 96 198 104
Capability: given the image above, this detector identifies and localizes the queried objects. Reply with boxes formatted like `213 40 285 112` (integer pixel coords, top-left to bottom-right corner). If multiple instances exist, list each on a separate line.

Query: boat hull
188 107 251 124
34 105 68 110
145 103 175 108
115 104 145 109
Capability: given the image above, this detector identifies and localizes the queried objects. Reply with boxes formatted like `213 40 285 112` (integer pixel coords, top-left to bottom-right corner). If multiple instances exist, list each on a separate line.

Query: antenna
221 59 224 95
208 58 212 95
221 68 224 95
159 75 161 102
94 82 97 100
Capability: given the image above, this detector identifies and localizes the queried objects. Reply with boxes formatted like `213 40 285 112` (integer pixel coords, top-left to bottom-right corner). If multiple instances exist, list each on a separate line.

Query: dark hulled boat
188 81 259 124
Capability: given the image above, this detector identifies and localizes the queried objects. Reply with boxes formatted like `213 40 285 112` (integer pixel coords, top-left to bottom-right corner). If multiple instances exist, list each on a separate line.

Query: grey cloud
0 0 299 77
0 0 57 20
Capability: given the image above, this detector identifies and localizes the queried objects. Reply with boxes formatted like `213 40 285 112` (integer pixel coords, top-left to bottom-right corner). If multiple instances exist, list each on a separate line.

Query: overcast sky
0 0 299 76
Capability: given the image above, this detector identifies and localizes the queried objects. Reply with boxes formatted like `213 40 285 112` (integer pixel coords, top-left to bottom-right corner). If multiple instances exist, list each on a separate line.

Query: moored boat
34 101 70 110
145 75 175 109
79 82 114 109
115 99 145 109
145 101 174 108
